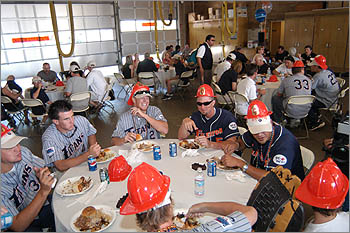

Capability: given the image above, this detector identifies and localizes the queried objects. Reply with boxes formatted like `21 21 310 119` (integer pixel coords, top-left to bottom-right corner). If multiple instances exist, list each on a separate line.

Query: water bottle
267 67 271 76
194 167 205 197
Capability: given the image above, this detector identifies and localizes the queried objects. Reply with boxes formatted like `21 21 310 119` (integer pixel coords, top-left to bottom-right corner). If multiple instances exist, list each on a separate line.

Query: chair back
238 126 248 135
70 91 91 102
300 145 315 171
211 82 223 95
286 95 315 105
1 96 12 104
339 86 349 98
336 77 346 88
180 70 193 79
20 98 44 108
212 75 218 84
25 88 32 99
232 92 249 105
138 72 154 79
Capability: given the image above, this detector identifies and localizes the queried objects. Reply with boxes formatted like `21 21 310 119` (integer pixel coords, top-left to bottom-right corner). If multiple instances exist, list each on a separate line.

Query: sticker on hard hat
252 105 260 116
228 122 237 130
273 154 287 165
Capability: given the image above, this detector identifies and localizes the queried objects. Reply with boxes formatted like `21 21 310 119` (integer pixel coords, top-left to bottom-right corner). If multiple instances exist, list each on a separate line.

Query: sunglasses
134 90 150 97
196 100 213 106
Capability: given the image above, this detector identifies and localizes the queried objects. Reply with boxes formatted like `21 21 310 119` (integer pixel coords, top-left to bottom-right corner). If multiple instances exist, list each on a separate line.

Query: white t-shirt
304 212 349 232
196 42 211 58
275 63 292 76
215 60 231 82
236 77 257 115
86 69 108 101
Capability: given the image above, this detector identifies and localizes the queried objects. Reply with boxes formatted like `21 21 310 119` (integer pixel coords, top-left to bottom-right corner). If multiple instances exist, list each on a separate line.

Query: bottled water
194 167 205 196
267 67 271 76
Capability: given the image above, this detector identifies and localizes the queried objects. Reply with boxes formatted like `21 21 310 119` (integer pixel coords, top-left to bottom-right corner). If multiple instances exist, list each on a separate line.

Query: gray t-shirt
37 70 58 82
312 69 339 108
65 75 88 110
277 73 312 119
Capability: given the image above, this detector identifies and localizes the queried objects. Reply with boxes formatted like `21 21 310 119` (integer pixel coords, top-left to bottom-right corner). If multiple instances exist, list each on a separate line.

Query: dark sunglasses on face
134 90 150 97
196 100 213 106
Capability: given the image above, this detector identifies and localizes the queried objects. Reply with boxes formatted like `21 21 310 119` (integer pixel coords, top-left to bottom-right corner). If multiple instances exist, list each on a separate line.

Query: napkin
125 149 143 165
225 170 246 183
67 181 108 207
181 149 200 158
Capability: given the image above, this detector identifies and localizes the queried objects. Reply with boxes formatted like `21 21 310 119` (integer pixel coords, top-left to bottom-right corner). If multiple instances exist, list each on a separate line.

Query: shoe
168 92 174 97
161 95 172 100
310 121 325 131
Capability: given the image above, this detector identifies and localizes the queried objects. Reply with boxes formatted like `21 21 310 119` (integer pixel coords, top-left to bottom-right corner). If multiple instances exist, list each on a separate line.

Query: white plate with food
173 208 201 230
96 148 117 163
178 139 202 150
55 176 93 197
132 140 158 152
71 205 116 232
210 156 239 171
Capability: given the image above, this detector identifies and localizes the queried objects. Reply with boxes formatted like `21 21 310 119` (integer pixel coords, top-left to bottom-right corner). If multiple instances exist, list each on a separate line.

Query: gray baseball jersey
112 106 167 140
312 69 339 108
1 146 47 217
277 73 312 119
42 115 97 167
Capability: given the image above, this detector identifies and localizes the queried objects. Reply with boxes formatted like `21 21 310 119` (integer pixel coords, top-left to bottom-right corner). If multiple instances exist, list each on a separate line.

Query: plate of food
132 140 157 152
209 156 239 171
178 139 202 150
96 148 117 163
71 205 116 232
173 209 201 230
55 176 93 197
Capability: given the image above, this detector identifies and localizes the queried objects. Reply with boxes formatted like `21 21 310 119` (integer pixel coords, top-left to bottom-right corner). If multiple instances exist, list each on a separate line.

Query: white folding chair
175 70 193 101
138 72 159 95
69 91 91 118
1 96 26 129
228 91 249 124
212 82 234 111
320 87 349 123
336 77 346 89
114 73 135 101
300 145 315 173
283 95 315 139
20 98 47 119
98 84 115 114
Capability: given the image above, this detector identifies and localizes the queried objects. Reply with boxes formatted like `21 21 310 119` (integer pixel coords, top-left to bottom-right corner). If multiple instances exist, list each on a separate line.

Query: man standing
307 55 339 130
178 84 239 150
64 64 89 109
111 83 168 146
136 52 158 74
85 60 108 105
1 124 55 231
42 100 101 174
196 35 215 84
215 53 236 82
37 62 58 83
221 100 305 181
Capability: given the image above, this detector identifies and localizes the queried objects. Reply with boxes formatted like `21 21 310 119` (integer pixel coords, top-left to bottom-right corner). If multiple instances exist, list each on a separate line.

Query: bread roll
136 134 143 141
82 206 97 218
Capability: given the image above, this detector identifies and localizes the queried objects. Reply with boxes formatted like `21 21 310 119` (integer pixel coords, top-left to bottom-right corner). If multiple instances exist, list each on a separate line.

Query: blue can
207 159 217 177
261 76 266 84
88 155 97 171
169 142 177 157
1 211 13 230
153 146 161 160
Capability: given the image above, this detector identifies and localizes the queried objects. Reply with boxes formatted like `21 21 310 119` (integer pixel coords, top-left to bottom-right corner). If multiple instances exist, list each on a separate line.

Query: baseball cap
87 60 96 68
69 64 81 72
127 82 152 106
195 84 216 98
308 55 328 70
172 54 181 60
32 76 42 83
1 124 27 149
227 53 236 61
245 100 273 134
293 60 305 68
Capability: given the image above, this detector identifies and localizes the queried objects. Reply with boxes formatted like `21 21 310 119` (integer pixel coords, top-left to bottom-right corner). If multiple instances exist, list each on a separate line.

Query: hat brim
308 60 328 70
1 135 27 149
246 116 273 134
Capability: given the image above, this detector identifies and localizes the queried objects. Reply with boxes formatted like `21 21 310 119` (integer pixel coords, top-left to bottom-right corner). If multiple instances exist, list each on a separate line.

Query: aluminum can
261 76 265 84
207 159 217 177
103 167 110 184
1 211 13 230
169 142 177 157
88 155 97 171
153 146 161 160
99 168 106 182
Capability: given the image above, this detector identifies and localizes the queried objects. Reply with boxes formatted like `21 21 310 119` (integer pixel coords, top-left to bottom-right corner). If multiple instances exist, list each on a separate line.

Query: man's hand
222 142 239 154
323 138 334 150
258 88 266 95
34 167 54 193
199 67 204 83
195 135 209 148
182 118 198 133
130 107 145 118
124 132 137 143
221 154 244 168
89 143 101 157
186 203 207 218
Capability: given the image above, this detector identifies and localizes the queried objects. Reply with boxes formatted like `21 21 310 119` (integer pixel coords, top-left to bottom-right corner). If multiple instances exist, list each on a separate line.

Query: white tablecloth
257 77 281 111
155 67 176 88
52 139 257 232
45 86 65 102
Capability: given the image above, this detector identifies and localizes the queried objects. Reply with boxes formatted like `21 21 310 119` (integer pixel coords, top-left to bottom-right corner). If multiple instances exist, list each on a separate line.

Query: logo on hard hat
251 104 260 116
199 87 206 96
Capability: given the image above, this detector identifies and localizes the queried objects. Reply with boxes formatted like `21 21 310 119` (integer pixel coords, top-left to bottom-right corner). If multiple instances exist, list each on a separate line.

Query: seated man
136 52 158 74
85 60 108 106
295 158 349 232
271 60 312 124
236 64 265 115
218 59 240 95
272 56 295 77
30 76 53 125
221 100 305 181
111 83 168 146
120 162 257 232
42 100 101 174
37 62 59 83
215 53 236 82
5 75 24 99
273 45 289 63
254 54 270 74
1 124 55 231
307 55 339 130
178 84 239 150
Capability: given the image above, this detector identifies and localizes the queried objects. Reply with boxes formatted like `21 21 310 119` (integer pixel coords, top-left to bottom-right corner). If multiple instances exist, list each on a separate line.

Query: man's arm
111 132 137 146
142 114 168 135
203 137 237 150
178 117 197 140
2 87 21 101
64 91 72 97
88 134 97 146
232 82 237 92
196 57 204 83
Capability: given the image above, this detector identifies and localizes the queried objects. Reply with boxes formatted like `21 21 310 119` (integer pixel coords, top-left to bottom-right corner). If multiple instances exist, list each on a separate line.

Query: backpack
247 166 304 232
187 48 198 66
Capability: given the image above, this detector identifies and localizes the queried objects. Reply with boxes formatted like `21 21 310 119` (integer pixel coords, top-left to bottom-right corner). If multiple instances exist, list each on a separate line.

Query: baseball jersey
277 73 312 119
312 69 339 108
242 123 305 180
236 77 257 115
42 115 97 167
190 108 239 142
1 146 47 217
112 106 167 140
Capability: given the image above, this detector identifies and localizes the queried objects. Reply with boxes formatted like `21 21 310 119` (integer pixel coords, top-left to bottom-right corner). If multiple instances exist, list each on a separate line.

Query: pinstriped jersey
190 108 239 142
312 69 339 108
112 106 167 140
1 146 46 217
42 115 97 167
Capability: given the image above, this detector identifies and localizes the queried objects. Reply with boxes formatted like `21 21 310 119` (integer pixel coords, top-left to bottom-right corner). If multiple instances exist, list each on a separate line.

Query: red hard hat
293 60 305 68
120 162 170 215
309 55 328 70
295 158 349 209
127 82 150 106
195 84 216 98
108 155 132 182
245 100 272 119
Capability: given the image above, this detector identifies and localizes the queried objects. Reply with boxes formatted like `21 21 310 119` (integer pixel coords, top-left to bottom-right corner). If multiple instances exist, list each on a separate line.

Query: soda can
1 211 13 230
207 159 217 177
88 155 97 171
169 142 177 157
103 167 110 184
261 76 265 84
99 168 106 182
153 146 161 160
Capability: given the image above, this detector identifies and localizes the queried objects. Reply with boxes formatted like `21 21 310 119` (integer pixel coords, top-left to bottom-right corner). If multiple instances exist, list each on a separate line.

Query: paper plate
96 149 117 164
132 140 158 152
178 139 202 150
55 176 93 197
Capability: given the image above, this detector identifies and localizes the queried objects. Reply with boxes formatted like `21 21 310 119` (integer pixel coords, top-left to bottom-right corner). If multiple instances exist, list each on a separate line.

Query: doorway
269 21 285 55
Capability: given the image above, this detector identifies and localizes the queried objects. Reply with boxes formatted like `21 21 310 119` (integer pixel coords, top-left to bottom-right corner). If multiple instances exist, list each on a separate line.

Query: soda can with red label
88 155 97 171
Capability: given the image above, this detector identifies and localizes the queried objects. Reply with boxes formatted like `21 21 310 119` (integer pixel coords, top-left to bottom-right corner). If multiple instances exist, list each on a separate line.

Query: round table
45 85 65 102
52 139 257 232
155 67 176 92
257 76 281 110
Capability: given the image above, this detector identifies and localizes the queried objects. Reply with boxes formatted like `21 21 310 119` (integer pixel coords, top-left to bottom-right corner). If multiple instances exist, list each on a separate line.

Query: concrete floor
11 76 347 228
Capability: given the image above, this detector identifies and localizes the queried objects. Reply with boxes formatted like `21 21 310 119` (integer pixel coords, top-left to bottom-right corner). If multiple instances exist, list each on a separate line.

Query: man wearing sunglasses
111 83 168 146
197 35 215 85
178 84 239 150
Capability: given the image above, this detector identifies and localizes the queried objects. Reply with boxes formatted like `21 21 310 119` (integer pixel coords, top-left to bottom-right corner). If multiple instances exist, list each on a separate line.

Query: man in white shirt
215 53 236 82
236 64 265 115
196 35 215 85
272 56 294 77
85 61 108 107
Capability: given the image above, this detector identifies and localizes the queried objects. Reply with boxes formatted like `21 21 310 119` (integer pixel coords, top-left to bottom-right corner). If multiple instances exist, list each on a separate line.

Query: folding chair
228 91 249 126
175 70 193 101
20 98 48 135
283 95 315 139
211 83 234 111
300 145 315 174
138 72 160 95
69 91 91 118
336 77 346 89
320 86 349 124
114 73 135 101
1 96 26 129
98 84 115 114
